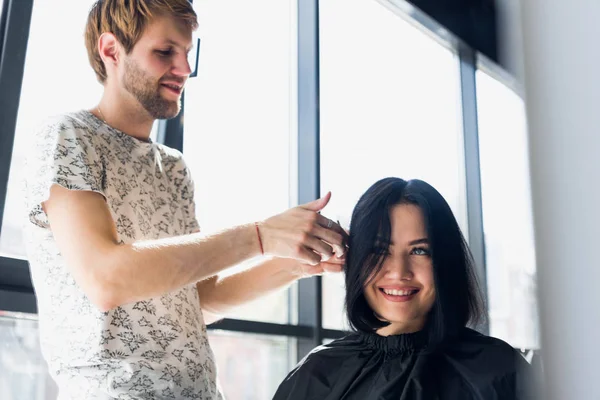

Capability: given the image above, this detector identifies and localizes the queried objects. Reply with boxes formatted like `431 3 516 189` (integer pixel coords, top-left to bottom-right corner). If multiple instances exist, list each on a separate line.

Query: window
0 312 57 400
0 2 103 395
0 0 103 258
0 314 296 400
0 0 540 398
208 331 293 399
182 0 295 324
0 0 160 259
476 70 539 349
0 2 158 396
318 0 466 330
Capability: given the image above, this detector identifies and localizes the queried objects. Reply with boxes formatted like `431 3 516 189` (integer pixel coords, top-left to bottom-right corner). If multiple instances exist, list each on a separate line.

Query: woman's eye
411 247 430 256
157 49 173 57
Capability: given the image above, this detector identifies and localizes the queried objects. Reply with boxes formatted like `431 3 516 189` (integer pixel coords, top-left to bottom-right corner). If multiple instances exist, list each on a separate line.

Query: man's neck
94 90 154 142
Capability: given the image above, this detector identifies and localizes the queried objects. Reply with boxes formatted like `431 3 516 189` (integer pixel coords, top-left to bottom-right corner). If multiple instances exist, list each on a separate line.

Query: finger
301 264 325 277
311 226 346 256
312 225 344 247
299 191 331 212
303 236 334 260
320 262 343 273
323 256 345 265
296 246 322 265
315 214 348 238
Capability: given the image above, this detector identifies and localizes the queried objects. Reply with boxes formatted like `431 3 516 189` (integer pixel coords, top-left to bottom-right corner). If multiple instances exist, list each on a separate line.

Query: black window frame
0 0 531 365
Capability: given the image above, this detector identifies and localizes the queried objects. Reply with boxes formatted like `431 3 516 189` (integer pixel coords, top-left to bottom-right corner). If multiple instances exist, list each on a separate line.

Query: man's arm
44 185 346 312
196 256 345 324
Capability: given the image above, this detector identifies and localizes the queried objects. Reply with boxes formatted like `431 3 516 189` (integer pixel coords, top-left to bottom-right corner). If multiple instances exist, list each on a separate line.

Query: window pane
0 0 102 258
183 1 294 323
0 312 57 399
477 70 540 349
208 330 293 400
0 315 296 400
319 0 466 330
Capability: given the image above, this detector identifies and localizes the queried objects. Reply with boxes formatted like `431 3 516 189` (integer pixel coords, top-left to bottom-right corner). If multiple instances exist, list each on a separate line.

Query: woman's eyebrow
375 237 429 246
408 238 429 245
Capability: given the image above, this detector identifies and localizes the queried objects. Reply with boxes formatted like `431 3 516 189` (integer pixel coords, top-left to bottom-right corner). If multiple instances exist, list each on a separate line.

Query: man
23 1 346 399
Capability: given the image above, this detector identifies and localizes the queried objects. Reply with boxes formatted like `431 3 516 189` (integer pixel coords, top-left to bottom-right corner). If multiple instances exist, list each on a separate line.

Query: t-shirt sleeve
25 115 105 229
178 160 200 234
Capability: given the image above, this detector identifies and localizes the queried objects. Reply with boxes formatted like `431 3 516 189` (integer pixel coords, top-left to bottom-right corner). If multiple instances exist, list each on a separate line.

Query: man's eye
157 49 173 57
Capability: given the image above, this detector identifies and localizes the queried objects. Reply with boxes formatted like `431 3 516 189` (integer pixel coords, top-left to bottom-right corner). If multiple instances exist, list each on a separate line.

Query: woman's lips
379 287 419 302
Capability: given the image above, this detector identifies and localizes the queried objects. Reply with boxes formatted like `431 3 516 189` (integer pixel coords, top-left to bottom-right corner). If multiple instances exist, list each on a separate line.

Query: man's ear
98 32 120 67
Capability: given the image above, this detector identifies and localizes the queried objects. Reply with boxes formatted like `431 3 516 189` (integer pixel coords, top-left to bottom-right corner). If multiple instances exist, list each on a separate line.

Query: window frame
0 0 34 311
0 0 532 368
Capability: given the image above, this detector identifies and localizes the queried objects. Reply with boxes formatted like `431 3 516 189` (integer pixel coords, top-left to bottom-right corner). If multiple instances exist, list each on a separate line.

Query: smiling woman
362 203 436 337
344 178 483 346
273 177 536 400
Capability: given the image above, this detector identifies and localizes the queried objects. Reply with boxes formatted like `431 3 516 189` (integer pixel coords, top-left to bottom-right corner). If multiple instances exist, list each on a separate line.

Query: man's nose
172 54 192 77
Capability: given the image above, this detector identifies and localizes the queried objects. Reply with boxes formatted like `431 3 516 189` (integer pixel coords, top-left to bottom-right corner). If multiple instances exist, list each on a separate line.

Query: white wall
520 1 600 398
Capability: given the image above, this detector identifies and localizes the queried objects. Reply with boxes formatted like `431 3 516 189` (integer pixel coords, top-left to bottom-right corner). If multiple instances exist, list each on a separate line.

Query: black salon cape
273 328 533 400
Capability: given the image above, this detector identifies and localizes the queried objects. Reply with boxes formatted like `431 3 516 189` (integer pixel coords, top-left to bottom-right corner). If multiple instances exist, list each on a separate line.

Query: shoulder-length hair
345 177 485 346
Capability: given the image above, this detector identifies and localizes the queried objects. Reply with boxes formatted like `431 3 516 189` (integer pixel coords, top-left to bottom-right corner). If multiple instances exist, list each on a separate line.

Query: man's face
119 15 194 119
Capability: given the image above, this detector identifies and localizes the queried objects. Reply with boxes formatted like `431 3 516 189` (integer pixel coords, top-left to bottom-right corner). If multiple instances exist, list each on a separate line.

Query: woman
273 178 535 399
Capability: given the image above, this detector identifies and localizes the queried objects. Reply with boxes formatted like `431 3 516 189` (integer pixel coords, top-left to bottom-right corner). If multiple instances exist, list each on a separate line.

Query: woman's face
364 204 436 336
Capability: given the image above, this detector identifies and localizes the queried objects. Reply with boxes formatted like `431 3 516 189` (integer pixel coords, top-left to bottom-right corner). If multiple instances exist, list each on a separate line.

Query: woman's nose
384 255 414 280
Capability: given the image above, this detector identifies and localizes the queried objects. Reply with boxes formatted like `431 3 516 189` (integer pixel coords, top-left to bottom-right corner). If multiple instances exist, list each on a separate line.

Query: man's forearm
197 258 302 317
95 224 261 311
44 185 346 313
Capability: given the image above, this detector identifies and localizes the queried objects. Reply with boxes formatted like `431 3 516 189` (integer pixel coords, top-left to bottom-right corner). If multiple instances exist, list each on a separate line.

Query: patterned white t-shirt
23 110 223 400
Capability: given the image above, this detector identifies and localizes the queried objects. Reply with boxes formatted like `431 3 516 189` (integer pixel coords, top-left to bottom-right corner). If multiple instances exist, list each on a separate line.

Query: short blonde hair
85 0 198 83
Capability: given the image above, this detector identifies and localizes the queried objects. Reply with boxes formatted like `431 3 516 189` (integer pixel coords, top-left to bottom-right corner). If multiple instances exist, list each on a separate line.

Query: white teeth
383 289 414 296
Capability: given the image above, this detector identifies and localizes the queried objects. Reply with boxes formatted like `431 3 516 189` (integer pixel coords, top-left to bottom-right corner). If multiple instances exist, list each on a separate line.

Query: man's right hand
257 191 348 265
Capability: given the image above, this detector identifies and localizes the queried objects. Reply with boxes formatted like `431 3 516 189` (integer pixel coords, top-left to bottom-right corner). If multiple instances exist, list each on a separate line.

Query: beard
123 57 181 120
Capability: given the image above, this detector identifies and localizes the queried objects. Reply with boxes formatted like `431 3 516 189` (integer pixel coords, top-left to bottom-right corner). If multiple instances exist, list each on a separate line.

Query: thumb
301 191 331 212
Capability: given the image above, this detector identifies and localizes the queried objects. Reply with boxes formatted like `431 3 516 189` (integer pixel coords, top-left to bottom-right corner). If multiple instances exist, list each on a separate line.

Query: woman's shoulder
273 333 381 399
291 333 371 370
448 327 529 373
460 328 520 351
